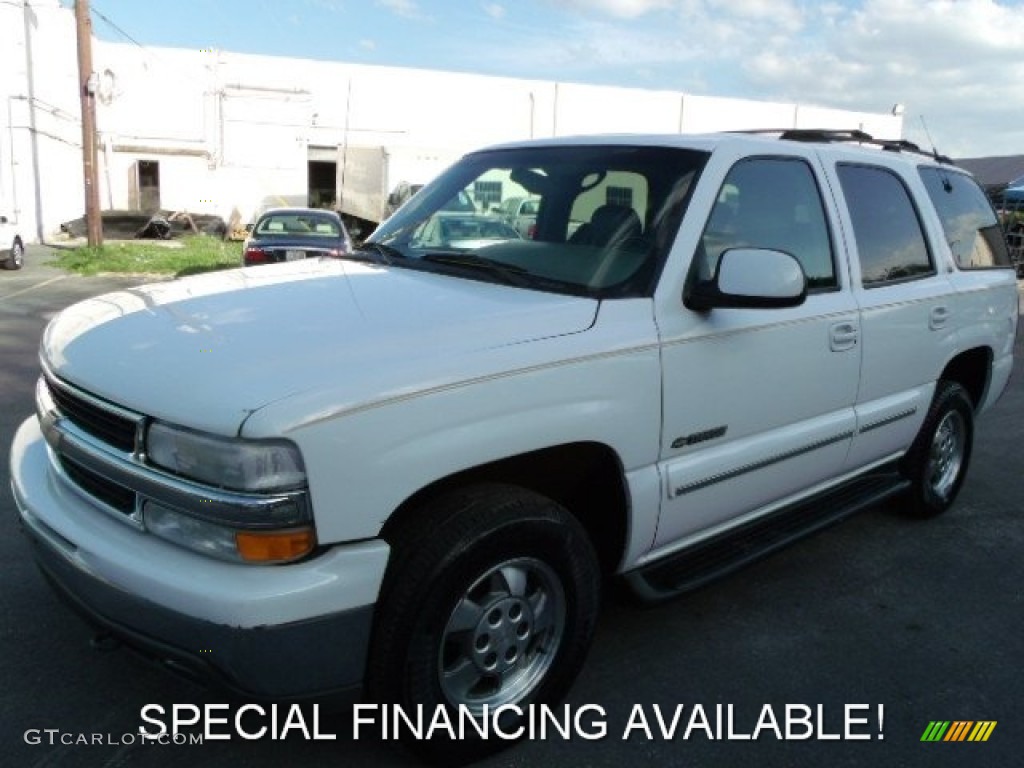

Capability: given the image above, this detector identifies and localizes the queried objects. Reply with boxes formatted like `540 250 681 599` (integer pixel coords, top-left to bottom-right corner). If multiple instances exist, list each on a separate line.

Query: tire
365 484 601 764
2 239 23 270
900 380 974 517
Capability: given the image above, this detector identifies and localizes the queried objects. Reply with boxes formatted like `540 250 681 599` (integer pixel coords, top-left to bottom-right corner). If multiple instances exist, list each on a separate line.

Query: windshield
368 145 708 297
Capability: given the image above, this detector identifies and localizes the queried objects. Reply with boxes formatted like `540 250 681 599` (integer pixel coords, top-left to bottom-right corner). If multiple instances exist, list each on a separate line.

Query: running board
625 471 910 603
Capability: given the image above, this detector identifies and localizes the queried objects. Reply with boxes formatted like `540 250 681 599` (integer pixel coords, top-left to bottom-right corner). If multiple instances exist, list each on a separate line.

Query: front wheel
901 380 974 517
366 484 601 764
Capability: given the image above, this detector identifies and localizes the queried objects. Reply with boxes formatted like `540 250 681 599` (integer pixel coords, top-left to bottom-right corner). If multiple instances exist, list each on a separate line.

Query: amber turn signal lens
235 528 316 563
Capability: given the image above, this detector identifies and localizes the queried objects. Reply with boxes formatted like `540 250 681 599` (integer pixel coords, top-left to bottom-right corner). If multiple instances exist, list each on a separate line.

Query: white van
0 214 24 270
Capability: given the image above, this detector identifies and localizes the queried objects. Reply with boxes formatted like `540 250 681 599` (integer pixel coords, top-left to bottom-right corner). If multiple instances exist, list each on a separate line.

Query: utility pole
74 0 102 246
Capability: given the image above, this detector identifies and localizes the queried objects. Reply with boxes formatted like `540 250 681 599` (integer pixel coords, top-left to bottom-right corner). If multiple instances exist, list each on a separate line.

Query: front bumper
10 416 390 699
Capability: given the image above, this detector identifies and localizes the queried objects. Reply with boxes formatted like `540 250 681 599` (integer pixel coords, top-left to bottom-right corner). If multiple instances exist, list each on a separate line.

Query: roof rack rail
778 128 873 144
731 128 955 166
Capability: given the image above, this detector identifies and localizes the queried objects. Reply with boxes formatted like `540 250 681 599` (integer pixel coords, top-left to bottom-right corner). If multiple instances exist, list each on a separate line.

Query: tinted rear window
837 164 933 286
918 167 1010 269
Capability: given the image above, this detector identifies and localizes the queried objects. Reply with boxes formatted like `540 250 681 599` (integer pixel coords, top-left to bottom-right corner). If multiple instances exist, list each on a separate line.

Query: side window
568 171 648 241
918 167 1011 269
699 157 836 290
837 164 933 286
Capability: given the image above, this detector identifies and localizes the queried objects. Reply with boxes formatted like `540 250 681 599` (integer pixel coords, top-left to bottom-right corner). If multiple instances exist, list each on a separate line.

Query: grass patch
50 236 243 277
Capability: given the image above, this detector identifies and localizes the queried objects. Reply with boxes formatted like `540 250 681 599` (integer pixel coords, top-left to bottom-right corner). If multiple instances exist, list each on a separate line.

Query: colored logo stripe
921 721 950 741
944 721 973 741
968 721 997 742
920 720 996 742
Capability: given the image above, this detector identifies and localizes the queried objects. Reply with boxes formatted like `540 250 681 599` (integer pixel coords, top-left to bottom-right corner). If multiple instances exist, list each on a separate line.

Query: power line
89 3 149 52
86 2 213 90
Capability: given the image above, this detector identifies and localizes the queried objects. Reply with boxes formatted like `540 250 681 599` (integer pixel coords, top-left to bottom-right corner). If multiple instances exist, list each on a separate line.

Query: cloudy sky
87 0 1024 158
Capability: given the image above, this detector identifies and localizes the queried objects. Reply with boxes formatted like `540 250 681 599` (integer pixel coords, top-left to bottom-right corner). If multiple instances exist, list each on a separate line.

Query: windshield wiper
350 241 405 265
420 252 533 287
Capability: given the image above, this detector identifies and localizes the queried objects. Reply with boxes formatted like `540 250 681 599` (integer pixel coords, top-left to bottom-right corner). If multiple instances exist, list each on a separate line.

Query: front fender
245 300 662 544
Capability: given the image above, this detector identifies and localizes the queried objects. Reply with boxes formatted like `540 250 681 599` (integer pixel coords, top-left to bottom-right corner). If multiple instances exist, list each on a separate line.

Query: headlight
143 421 315 563
146 421 305 491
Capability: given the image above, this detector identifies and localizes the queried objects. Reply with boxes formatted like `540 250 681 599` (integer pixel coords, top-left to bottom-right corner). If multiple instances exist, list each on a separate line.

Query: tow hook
90 632 121 652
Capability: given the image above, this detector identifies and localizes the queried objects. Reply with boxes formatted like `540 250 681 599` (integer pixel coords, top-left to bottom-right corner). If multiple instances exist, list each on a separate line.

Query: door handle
830 322 858 351
930 306 950 330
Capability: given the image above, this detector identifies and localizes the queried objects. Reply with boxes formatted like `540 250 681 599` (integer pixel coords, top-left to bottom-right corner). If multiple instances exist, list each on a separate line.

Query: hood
42 259 598 435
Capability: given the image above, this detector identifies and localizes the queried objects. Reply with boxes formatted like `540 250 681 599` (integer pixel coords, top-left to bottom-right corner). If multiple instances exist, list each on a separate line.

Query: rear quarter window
918 167 1011 269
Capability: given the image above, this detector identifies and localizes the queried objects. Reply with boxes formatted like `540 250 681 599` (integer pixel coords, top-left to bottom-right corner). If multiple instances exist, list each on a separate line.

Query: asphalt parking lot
1 246 1022 768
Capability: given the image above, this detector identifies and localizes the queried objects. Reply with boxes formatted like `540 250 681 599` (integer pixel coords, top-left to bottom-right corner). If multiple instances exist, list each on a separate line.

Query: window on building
606 186 633 208
473 181 502 209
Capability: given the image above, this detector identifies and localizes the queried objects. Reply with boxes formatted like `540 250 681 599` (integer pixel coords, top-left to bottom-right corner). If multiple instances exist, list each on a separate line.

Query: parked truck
337 145 465 237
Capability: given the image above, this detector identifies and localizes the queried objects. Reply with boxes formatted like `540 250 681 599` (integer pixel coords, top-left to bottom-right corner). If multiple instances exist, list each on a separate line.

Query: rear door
825 157 958 471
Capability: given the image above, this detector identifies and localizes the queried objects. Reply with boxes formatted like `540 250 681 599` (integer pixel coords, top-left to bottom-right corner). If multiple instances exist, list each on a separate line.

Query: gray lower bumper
24 522 372 701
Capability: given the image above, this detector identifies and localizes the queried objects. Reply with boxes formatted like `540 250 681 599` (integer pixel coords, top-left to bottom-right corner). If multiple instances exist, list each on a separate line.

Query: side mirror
244 222 254 233
0 216 8 224
685 247 807 311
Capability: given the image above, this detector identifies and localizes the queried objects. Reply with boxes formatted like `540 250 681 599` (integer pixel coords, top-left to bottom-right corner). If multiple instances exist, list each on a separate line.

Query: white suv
0 213 24 270
9 130 1018 762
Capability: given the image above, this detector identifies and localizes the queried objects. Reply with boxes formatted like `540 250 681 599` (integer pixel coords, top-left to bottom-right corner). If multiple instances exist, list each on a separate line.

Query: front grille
58 455 136 515
45 375 137 452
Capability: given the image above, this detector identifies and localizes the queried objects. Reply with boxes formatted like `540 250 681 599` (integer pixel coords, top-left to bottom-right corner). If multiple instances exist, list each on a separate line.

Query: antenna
919 116 955 190
919 115 937 154
917 115 954 169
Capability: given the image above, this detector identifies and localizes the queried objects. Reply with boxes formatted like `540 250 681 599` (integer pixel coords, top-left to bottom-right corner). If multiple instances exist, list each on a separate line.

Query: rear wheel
901 380 974 517
2 239 23 270
366 484 601 764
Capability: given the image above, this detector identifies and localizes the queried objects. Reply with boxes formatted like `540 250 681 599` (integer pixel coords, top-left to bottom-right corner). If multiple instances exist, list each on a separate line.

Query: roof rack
732 128 955 166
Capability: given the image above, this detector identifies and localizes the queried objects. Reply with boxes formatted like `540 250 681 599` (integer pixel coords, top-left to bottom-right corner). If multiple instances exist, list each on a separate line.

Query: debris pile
61 210 228 241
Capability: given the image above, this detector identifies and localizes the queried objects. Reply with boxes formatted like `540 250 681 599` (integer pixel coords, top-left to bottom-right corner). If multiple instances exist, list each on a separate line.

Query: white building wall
794 104 900 138
680 95 797 133
1 0 84 242
1 3 904 239
554 83 683 135
306 63 550 149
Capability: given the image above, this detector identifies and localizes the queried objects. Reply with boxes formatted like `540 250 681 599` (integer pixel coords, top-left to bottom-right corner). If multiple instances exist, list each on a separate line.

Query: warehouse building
0 0 903 242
